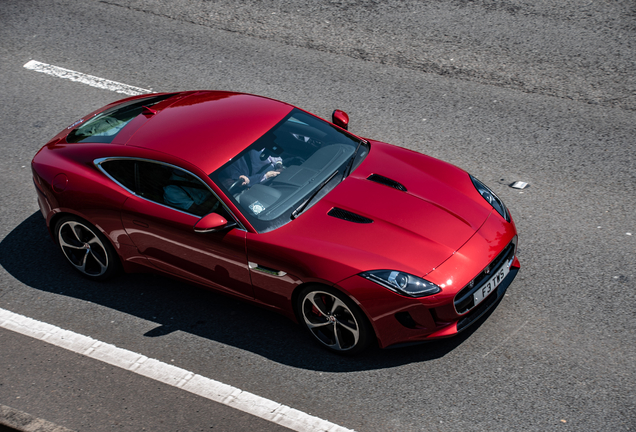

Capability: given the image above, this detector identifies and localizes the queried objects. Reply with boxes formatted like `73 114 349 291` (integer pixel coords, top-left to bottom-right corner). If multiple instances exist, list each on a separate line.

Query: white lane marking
23 60 152 96
0 307 354 432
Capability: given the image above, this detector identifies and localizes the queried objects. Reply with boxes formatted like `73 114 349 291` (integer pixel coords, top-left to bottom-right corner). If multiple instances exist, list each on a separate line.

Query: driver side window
154 165 219 217
101 159 221 217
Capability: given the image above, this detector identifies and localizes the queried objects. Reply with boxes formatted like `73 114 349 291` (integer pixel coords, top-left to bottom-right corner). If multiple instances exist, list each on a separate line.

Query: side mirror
194 213 232 233
332 110 349 130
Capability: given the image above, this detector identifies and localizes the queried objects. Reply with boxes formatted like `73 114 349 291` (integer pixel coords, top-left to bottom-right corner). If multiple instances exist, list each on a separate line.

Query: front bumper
338 257 519 349
337 213 520 349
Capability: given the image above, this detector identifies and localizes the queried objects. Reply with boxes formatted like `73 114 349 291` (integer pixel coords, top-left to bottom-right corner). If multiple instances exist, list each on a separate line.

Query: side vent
367 174 407 192
328 208 373 224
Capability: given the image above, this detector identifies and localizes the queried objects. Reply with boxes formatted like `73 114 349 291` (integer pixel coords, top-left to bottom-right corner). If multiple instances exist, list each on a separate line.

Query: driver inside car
164 169 219 216
225 148 283 189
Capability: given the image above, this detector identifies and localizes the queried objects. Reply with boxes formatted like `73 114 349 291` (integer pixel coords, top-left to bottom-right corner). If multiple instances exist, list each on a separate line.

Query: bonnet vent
328 208 373 224
367 174 407 192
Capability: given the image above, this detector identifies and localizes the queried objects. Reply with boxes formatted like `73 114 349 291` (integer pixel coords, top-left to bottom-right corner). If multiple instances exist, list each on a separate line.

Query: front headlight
470 175 510 222
360 270 441 297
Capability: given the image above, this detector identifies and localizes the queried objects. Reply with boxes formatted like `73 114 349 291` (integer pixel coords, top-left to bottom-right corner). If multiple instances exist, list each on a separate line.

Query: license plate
473 260 510 307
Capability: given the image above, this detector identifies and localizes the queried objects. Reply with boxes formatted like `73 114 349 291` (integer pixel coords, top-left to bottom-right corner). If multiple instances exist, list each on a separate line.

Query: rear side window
67 94 174 143
100 159 135 191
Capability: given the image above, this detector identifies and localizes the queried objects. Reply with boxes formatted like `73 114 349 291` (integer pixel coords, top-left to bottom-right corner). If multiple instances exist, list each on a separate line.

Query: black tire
296 285 374 355
54 215 120 281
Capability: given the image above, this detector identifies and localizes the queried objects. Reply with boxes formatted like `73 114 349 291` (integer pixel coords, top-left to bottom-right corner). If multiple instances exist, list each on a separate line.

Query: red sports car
32 91 520 354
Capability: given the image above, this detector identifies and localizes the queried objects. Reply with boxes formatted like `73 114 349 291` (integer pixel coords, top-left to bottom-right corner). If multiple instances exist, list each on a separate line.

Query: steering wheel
228 178 248 194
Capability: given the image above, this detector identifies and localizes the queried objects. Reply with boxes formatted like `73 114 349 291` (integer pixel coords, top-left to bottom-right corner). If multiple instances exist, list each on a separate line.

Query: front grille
454 240 516 314
456 288 500 331
327 207 373 224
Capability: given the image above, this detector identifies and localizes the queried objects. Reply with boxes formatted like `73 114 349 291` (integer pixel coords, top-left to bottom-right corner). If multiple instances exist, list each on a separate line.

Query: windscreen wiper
343 139 366 178
291 170 339 220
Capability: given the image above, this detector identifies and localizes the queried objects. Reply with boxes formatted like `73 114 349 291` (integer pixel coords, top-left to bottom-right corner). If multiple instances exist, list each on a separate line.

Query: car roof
126 91 294 174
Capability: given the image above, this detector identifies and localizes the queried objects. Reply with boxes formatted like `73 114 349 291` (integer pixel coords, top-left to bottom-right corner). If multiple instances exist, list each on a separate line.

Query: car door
101 158 253 299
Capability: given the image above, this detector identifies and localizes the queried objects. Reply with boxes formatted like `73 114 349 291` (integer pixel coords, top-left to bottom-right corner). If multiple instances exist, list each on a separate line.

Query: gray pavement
0 0 634 431
0 328 290 431
111 0 636 111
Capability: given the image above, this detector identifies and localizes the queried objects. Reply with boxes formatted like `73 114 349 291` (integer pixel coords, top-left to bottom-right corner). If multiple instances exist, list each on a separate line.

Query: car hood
253 142 494 282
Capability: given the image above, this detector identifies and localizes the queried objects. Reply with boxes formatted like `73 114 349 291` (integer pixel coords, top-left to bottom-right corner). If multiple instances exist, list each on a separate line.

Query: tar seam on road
482 319 529 358
0 308 354 432
23 60 152 96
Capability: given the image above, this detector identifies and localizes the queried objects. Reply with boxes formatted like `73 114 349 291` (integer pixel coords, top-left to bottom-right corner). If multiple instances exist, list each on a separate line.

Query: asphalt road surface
1 1 634 431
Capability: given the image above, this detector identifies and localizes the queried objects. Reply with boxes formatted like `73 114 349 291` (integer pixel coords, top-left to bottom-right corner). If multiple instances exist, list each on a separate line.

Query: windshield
210 109 369 232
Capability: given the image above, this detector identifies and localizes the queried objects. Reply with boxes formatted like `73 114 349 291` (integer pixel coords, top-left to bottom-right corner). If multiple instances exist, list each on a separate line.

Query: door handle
248 262 287 277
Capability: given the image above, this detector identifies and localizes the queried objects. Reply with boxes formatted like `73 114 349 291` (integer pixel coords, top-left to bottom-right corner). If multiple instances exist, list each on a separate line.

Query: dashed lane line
0 308 355 432
24 60 152 95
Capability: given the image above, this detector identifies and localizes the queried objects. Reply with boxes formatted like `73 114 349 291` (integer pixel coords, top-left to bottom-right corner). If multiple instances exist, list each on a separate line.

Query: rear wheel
296 286 373 354
55 216 119 281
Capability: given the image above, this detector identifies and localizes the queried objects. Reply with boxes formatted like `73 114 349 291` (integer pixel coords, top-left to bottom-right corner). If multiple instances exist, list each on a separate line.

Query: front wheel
296 286 374 354
55 216 119 281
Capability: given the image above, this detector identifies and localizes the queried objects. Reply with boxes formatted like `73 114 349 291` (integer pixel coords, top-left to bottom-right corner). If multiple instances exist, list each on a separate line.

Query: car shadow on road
0 212 501 372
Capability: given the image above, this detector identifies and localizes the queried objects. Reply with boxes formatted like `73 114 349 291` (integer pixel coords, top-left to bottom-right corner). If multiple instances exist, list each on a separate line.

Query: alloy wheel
300 290 361 352
57 220 110 277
